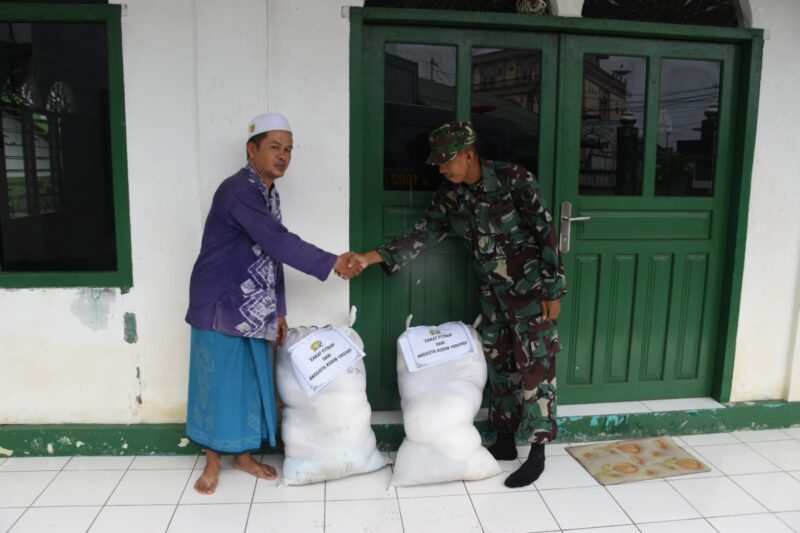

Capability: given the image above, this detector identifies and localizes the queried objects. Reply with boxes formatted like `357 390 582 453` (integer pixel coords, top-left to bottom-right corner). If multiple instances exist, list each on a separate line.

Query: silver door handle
559 202 590 253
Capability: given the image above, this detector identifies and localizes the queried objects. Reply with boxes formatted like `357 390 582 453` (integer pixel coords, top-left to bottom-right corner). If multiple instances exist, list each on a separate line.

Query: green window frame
0 3 132 289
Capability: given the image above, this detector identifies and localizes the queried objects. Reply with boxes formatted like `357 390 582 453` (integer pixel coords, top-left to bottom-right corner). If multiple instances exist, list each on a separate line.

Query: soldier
354 120 566 487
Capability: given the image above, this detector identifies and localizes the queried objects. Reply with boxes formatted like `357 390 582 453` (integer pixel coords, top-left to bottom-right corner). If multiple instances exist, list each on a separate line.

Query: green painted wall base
1 401 798 457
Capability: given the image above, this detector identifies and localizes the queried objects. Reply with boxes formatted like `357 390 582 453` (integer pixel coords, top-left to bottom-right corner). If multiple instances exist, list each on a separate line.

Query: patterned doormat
565 436 710 485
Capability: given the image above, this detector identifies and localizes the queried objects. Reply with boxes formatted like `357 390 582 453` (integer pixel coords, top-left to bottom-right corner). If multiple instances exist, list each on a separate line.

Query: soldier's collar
472 160 498 193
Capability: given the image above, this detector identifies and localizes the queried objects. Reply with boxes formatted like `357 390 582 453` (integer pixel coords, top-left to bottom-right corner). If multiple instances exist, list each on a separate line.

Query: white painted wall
1 0 798 426
730 0 800 402
0 0 360 424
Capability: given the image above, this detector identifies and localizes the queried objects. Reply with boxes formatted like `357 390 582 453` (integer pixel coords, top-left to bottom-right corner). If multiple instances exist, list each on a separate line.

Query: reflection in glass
579 55 647 196
656 59 721 197
471 48 540 175
383 44 456 191
0 22 117 271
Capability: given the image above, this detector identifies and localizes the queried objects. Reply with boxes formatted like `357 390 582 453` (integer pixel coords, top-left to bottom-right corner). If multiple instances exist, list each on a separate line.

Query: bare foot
194 451 221 495
233 452 278 480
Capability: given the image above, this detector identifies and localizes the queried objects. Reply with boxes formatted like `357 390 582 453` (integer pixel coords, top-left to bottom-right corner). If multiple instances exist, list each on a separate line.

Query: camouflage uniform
377 121 566 444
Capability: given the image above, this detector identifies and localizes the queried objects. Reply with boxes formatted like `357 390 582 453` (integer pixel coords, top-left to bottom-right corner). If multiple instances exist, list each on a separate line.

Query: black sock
505 443 545 488
488 432 518 460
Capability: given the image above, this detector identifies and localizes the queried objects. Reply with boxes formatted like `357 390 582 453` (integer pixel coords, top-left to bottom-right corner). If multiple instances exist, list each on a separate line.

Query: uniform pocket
528 316 561 359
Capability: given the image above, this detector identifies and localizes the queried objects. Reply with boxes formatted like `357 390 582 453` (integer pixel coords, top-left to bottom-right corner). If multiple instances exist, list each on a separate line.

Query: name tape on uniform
400 322 476 372
288 327 365 397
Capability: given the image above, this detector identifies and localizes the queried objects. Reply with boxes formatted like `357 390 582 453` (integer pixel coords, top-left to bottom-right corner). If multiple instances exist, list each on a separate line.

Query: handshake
333 251 373 280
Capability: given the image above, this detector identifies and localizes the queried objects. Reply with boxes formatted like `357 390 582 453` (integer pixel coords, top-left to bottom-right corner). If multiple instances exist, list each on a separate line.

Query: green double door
353 25 740 409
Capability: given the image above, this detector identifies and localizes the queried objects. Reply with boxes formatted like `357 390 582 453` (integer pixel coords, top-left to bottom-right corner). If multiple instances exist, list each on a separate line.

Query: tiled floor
2 427 800 531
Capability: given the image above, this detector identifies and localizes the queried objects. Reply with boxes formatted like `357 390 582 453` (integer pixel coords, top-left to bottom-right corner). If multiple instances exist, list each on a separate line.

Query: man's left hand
541 299 561 321
277 316 288 346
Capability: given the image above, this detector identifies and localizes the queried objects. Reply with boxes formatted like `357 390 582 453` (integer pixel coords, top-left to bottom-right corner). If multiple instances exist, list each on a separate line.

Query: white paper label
288 328 365 397
400 322 476 372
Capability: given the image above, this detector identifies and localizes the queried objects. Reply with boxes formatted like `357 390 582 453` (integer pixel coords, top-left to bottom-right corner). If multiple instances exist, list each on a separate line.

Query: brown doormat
566 436 710 485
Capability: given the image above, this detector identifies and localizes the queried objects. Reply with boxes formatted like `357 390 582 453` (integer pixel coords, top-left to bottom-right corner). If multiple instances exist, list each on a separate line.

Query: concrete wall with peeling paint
0 0 799 426
0 0 359 424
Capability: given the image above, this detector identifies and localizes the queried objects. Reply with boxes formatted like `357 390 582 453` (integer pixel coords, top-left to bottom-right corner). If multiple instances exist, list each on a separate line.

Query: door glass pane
580 55 647 196
656 59 721 197
471 48 541 176
384 44 456 191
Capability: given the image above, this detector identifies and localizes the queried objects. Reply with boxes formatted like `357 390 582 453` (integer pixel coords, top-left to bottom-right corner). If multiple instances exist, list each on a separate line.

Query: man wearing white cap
185 113 360 494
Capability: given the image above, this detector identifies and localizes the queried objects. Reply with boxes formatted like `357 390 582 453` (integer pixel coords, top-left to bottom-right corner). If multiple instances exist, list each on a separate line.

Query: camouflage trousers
479 290 560 444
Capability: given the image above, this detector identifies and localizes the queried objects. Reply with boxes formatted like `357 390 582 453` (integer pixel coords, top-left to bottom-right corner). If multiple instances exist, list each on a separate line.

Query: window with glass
471 48 541 176
579 54 647 196
383 43 456 191
0 5 130 286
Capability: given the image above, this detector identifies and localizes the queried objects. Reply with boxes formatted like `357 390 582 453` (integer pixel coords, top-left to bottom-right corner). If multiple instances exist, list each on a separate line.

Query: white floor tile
33 470 124 507
732 429 794 443
543 442 570 456
676 446 726 479
731 472 800 512
534 455 598 490
325 465 395 500
749 440 800 471
0 471 57 508
0 508 25 532
130 455 199 470
0 456 70 472
88 505 175 533
708 513 795 533
9 506 100 533
558 401 649 417
464 460 532 495
642 398 726 412
690 443 781 475
668 476 767 517
398 495 482 533
471 491 559 533
396 479 467 498
326 499 403 533
563 527 639 533
539 486 631 530
252 478 325 503
246 502 325 533
64 456 134 470
637 519 718 532
167 503 249 533
782 428 800 440
107 469 192 505
679 433 740 446
775 511 800 532
607 480 701 523
180 468 257 504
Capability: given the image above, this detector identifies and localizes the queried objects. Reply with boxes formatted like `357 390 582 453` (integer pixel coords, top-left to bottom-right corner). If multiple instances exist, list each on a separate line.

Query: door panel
358 26 557 409
355 26 740 408
556 35 738 403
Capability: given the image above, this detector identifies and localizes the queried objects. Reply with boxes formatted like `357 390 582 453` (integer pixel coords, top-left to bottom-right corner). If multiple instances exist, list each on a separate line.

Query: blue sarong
186 327 278 453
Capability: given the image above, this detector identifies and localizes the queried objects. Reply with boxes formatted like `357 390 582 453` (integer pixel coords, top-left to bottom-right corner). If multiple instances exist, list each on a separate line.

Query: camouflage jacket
377 160 566 302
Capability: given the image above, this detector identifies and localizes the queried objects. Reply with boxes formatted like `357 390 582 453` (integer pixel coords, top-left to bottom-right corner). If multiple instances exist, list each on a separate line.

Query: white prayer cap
247 112 292 141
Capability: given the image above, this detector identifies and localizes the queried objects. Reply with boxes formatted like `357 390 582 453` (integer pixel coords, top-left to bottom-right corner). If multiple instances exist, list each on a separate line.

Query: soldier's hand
334 252 364 280
541 299 561 321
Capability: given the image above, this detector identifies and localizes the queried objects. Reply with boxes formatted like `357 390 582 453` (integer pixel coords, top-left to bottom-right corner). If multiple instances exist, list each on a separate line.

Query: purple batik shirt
186 166 337 339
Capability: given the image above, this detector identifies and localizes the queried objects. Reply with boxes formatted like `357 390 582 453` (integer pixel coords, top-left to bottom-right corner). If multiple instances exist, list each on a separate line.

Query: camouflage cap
425 120 477 165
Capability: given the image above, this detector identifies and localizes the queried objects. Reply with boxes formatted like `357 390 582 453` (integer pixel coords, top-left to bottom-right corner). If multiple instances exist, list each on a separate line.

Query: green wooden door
555 36 739 403
355 26 558 409
353 25 741 408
